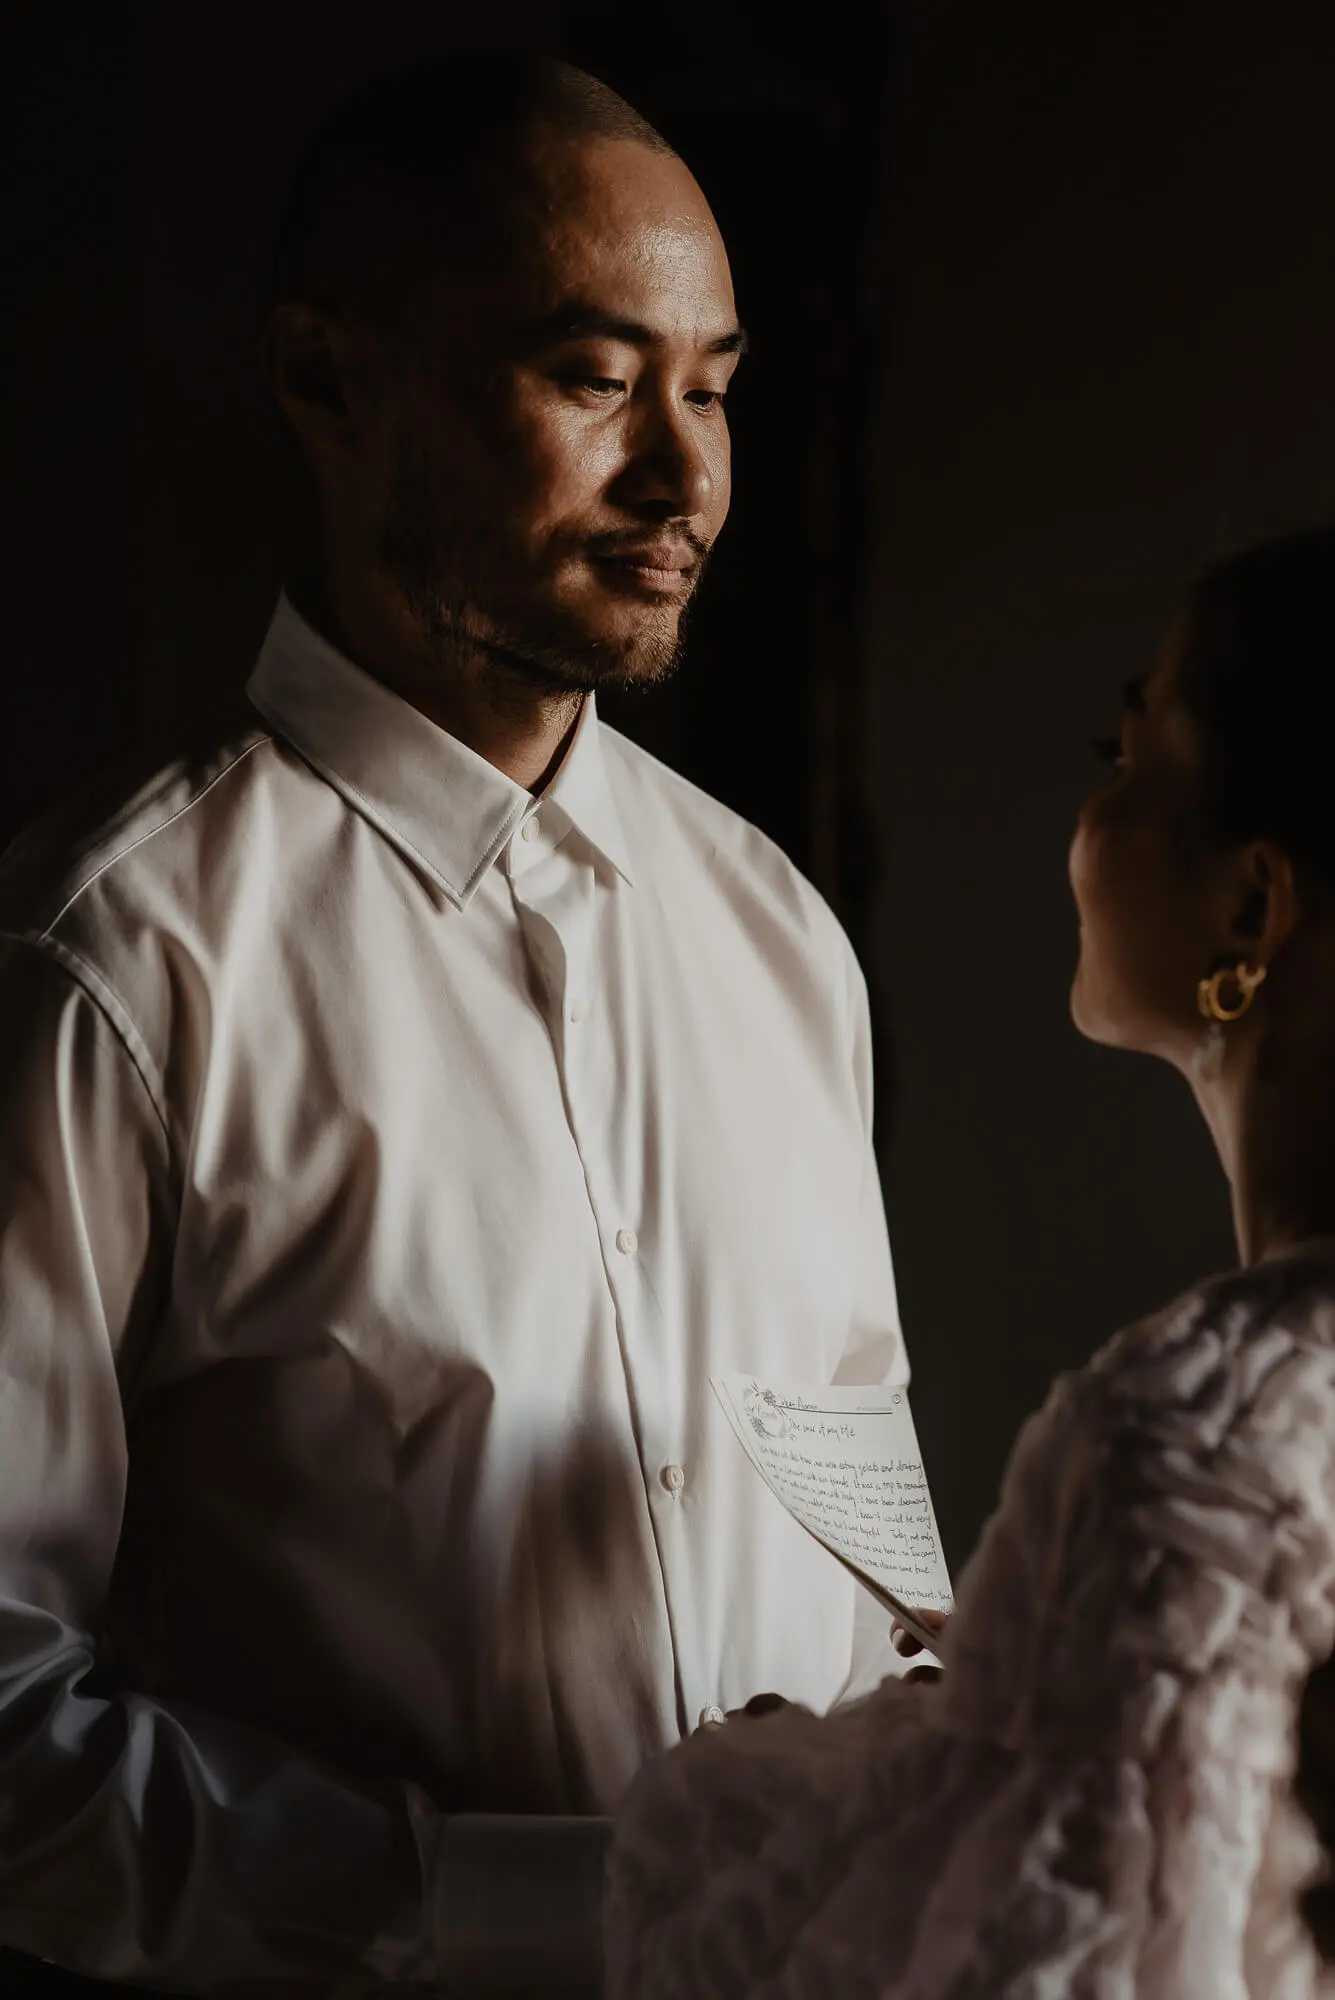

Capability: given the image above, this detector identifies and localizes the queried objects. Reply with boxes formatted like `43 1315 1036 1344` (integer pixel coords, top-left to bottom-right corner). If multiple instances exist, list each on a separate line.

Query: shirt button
568 997 587 1024
660 1463 686 1495
615 1228 638 1256
521 816 540 842
699 1704 727 1728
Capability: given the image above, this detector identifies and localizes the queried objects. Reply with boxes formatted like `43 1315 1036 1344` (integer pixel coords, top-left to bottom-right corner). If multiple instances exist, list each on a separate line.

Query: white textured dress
606 1243 1335 1998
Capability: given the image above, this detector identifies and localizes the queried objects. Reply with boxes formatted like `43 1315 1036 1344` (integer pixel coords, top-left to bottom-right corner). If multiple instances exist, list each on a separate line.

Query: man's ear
1224 840 1300 964
263 302 377 468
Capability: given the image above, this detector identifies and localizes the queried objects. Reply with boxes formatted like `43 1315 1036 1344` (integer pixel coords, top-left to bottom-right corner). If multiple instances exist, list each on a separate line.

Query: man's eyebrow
1123 675 1148 714
527 304 748 357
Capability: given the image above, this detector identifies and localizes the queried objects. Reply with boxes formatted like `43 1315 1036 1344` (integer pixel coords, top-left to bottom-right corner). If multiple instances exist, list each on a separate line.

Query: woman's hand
891 1608 950 1684
697 1693 792 1730
726 1692 790 1721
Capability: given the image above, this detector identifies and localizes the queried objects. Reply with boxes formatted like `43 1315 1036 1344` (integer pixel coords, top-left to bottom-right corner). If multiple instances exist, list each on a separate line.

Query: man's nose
621 397 716 520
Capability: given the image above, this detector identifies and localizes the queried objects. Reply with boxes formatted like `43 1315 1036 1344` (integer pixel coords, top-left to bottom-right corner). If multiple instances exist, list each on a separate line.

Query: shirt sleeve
827 947 912 1698
0 936 609 1993
830 948 907 1391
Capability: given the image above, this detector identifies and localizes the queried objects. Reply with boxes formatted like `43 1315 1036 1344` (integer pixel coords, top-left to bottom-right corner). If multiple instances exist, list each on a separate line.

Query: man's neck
395 667 585 795
291 571 584 794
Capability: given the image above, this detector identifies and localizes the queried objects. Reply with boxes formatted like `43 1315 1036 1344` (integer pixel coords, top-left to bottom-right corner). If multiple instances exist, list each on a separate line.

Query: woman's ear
1224 841 1300 962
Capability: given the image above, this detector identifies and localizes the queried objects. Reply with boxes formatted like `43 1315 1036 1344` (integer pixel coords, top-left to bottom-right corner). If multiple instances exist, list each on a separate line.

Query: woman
605 528 1335 1998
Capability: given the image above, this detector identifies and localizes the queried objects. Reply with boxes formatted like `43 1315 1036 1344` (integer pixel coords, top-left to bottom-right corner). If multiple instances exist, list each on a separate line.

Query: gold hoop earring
1197 961 1268 1024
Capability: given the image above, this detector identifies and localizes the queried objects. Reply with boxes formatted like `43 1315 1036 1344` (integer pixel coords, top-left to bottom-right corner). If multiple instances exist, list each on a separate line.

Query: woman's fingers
724 1691 790 1722
891 1608 949 1658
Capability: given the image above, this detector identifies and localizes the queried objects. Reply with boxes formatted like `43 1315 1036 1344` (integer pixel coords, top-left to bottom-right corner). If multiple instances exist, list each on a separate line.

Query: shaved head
267 50 679 332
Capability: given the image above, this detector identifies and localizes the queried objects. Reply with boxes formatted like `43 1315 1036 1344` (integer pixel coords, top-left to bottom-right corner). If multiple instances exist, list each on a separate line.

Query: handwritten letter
712 1375 953 1635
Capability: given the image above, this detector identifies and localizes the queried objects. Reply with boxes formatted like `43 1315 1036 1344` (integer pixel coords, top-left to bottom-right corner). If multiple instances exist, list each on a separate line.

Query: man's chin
479 610 685 697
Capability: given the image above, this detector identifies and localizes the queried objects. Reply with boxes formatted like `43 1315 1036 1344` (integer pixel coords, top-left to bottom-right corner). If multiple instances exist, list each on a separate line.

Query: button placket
507 838 696 1722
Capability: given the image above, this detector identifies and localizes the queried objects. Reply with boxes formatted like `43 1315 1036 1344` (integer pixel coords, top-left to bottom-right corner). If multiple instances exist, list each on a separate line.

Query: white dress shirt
0 596 906 1991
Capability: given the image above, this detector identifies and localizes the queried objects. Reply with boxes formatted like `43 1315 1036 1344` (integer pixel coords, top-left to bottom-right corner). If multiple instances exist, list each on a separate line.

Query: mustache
579 526 713 570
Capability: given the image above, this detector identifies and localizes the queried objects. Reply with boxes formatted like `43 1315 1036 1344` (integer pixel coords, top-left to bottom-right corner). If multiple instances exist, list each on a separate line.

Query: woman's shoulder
941 1240 1335 1765
1084 1236 1335 1439
971 1239 1335 1568
1020 1237 1335 1543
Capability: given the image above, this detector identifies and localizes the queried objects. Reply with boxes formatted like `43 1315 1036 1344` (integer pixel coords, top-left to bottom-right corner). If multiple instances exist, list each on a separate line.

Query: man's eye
686 389 725 409
568 376 625 397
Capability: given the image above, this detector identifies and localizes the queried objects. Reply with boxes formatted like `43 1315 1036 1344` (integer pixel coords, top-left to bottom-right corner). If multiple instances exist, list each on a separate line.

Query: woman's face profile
1067 624 1225 1061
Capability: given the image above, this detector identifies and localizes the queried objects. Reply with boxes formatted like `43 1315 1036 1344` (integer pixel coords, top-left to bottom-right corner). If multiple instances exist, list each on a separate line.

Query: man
0 51 907 1996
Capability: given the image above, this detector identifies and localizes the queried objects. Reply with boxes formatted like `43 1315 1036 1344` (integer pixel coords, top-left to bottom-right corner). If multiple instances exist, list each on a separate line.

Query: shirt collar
535 692 635 888
246 595 634 908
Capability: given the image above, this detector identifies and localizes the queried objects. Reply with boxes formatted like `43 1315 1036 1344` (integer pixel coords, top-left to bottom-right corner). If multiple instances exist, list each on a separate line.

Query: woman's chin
1069 972 1099 1041
1071 985 1173 1063
1069 974 1130 1049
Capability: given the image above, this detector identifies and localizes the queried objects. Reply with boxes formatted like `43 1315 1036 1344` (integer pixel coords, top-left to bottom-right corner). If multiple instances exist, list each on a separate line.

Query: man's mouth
590 545 698 597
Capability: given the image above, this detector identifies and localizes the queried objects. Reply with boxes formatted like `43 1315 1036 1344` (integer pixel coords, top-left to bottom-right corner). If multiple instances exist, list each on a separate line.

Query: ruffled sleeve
606 1249 1335 1999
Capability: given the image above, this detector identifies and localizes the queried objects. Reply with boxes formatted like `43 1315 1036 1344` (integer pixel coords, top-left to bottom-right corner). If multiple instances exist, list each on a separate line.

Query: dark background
8 1 1335 1567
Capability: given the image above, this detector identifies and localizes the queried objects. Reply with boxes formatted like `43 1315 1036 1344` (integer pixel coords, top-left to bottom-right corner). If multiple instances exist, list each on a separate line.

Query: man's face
371 137 742 694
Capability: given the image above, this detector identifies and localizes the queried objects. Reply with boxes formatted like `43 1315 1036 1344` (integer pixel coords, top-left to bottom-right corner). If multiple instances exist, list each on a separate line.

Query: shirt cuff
370 1788 613 1992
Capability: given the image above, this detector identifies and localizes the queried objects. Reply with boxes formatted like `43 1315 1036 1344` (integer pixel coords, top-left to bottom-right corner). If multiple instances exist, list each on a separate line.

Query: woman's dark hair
1196 531 1335 1958
1178 527 1335 883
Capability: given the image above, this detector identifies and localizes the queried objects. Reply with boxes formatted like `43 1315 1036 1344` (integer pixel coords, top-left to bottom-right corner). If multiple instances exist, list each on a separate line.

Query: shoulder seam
1 930 173 1147
38 735 272 939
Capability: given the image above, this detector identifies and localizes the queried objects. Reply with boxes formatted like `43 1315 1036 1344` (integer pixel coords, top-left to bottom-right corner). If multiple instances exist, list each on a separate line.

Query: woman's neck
1199 1022 1335 1264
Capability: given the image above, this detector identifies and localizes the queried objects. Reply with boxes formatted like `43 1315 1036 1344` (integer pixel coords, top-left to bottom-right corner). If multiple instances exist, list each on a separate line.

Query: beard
376 432 707 698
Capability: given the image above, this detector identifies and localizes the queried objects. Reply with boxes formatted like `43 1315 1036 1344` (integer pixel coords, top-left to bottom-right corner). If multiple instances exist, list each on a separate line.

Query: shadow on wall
5 1 558 853
867 0 1335 1567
